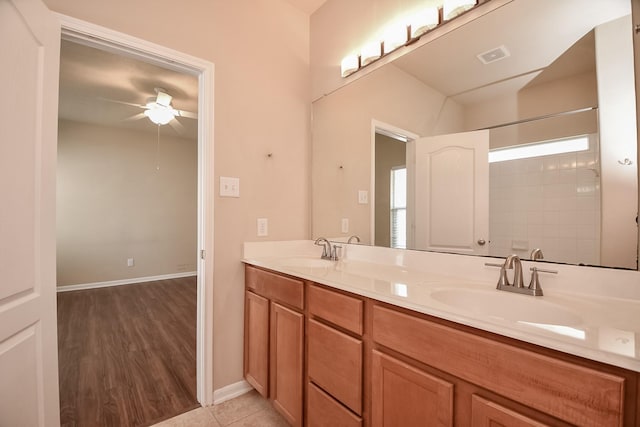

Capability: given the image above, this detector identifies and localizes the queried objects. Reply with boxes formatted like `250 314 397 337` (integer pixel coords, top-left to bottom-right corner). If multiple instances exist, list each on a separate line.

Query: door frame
57 14 215 406
370 120 419 246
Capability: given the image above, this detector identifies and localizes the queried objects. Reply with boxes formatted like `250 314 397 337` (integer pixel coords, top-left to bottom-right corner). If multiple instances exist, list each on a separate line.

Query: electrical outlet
220 176 240 197
257 218 268 237
358 190 368 204
127 258 134 267
341 218 349 233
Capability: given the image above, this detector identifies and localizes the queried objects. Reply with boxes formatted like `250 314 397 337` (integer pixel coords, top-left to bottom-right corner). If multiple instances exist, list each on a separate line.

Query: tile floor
151 390 289 427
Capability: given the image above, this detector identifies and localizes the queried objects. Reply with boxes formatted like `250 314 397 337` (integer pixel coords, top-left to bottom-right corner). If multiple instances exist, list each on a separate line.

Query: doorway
57 14 215 415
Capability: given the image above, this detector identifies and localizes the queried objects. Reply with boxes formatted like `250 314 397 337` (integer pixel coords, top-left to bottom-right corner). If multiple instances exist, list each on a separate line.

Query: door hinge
200 249 206 260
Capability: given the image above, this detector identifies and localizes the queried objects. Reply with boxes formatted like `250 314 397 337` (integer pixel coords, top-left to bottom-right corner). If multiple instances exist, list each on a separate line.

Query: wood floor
57 277 199 427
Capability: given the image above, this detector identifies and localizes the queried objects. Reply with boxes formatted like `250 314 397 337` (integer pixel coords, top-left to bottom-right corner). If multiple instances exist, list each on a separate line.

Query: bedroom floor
57 278 198 426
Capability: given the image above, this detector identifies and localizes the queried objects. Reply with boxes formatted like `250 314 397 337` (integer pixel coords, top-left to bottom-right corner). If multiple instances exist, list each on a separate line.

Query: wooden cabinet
271 303 304 426
471 395 549 427
244 291 269 397
307 284 365 425
371 350 453 427
308 319 363 414
307 382 362 427
371 304 630 426
244 265 638 426
244 265 304 427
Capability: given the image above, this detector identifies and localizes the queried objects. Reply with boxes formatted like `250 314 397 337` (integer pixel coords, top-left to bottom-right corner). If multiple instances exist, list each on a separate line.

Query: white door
0 0 61 426
410 130 489 255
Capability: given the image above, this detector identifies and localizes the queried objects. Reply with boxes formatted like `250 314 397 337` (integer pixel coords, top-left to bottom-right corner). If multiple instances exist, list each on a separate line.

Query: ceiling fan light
144 104 175 125
443 0 477 21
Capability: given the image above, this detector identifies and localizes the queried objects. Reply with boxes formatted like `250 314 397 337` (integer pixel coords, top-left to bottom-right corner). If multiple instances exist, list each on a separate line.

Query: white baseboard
56 271 197 292
212 380 253 405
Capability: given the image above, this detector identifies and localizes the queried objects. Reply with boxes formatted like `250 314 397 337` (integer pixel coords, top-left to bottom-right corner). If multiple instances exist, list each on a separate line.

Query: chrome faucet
347 235 360 244
314 237 332 260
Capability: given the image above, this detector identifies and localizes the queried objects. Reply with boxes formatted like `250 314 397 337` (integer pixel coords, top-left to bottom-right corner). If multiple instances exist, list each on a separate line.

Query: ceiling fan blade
98 97 147 109
169 117 186 134
175 109 198 120
122 112 147 122
155 90 173 107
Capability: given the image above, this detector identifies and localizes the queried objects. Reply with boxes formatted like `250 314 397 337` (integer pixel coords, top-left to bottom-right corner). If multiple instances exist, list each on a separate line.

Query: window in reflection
488 135 589 163
391 167 407 249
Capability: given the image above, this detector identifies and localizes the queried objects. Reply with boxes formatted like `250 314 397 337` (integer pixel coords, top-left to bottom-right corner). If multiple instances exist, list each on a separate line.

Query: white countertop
243 240 640 373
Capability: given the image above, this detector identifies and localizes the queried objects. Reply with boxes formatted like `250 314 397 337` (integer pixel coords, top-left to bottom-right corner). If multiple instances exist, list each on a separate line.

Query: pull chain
156 124 161 171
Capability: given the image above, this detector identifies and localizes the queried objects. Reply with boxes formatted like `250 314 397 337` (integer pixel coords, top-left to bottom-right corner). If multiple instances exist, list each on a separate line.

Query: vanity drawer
245 265 304 310
308 283 363 335
307 382 362 427
372 304 625 427
308 319 363 415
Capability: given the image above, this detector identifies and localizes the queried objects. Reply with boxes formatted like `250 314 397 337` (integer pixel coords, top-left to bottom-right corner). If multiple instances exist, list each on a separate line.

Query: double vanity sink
244 244 640 372
243 240 640 426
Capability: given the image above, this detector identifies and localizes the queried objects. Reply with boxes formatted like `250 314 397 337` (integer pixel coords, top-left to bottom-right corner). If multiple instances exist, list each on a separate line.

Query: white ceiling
58 0 628 138
58 40 199 140
392 0 629 105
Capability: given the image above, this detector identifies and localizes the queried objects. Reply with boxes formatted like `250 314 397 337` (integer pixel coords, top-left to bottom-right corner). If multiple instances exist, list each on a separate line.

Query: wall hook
618 158 634 166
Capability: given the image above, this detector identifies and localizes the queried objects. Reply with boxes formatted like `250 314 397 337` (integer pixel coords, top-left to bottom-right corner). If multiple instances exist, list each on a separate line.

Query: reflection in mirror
311 0 638 269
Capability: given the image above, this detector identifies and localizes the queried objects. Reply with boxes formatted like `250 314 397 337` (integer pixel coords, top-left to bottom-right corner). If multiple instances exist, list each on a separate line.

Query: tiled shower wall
489 135 601 265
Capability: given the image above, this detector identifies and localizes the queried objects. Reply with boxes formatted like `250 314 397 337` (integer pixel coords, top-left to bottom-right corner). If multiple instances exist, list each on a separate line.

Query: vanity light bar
488 135 589 163
340 0 479 78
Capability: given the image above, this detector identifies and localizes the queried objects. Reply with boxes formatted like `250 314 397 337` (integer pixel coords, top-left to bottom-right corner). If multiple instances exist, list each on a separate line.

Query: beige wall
311 64 463 243
57 120 197 286
44 0 311 391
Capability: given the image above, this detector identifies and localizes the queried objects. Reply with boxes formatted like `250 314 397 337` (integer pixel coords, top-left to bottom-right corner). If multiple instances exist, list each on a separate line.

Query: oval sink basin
430 288 583 326
277 257 336 269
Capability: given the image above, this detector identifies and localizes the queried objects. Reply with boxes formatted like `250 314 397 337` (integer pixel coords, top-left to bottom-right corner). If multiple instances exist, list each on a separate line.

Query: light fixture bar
443 0 477 21
488 136 589 163
339 0 481 78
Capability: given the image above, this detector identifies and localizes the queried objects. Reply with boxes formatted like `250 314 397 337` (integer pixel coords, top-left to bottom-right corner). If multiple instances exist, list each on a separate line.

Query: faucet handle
527 267 544 296
331 244 342 261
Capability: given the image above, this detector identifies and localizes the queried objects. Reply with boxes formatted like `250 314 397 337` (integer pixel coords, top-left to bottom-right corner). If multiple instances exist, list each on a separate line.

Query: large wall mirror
311 0 639 269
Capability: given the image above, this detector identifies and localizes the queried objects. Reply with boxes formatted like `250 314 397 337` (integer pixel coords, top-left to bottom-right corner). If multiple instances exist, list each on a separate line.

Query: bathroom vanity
242 241 640 426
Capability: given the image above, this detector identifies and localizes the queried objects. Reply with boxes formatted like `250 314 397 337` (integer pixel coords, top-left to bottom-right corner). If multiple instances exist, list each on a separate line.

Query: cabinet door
371 350 453 427
271 303 304 427
244 291 269 397
471 395 549 427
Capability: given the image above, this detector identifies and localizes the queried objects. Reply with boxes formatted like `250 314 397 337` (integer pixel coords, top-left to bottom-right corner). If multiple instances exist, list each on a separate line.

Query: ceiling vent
477 45 510 65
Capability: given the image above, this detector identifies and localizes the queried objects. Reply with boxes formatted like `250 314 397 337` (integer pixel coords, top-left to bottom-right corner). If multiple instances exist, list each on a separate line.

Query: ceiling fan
104 87 197 134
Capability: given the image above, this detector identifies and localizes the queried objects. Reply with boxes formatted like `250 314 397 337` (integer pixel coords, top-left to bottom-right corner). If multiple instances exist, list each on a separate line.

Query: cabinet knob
477 239 486 246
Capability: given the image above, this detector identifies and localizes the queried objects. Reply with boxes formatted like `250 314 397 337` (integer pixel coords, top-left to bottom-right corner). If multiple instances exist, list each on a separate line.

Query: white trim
371 120 420 246
212 381 253 405
56 272 197 292
57 14 215 406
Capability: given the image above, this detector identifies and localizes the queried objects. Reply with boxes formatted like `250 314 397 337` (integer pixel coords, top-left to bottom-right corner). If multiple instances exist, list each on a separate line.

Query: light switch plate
257 218 268 237
220 176 240 197
358 190 368 204
341 218 349 233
